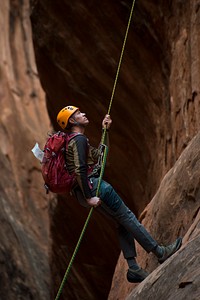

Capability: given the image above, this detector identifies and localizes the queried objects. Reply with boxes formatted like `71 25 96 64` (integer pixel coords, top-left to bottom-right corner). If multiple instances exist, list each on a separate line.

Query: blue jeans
73 177 158 258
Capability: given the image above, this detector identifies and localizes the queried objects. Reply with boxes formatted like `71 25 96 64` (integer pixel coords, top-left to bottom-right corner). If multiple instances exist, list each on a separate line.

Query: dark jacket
66 134 100 198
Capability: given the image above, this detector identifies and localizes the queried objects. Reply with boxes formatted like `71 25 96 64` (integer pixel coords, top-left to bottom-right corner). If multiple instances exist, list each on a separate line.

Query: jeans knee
99 180 122 211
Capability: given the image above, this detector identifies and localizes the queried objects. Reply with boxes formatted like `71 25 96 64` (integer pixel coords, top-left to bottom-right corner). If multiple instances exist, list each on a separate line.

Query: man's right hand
102 114 112 130
86 197 101 208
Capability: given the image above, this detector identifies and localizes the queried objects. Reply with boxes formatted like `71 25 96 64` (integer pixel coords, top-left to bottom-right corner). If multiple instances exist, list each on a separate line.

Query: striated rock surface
1 0 200 299
0 0 51 299
126 228 200 300
109 132 200 299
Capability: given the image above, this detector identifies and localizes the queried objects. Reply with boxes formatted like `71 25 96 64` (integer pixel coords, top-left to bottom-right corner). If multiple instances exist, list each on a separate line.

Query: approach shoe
158 237 182 263
127 267 149 283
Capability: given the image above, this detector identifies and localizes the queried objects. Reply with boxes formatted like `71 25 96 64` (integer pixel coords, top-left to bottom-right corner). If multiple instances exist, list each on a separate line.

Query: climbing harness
55 1 136 299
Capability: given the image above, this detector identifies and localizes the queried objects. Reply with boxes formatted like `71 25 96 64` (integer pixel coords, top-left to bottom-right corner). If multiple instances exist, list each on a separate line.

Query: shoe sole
127 275 145 283
127 269 149 283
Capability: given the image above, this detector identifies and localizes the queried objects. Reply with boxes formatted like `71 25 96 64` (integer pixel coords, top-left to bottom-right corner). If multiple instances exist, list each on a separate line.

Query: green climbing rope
55 1 136 299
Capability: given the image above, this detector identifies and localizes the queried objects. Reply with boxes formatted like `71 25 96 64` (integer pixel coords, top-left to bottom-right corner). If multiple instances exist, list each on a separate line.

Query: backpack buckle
44 184 49 194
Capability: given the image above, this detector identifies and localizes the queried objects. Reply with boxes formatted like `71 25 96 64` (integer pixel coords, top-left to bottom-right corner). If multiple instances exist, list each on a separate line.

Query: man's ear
69 117 75 125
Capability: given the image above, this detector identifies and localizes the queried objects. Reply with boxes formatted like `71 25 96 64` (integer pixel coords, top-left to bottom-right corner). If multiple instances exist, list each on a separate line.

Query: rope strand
55 208 94 300
55 1 136 298
107 0 136 116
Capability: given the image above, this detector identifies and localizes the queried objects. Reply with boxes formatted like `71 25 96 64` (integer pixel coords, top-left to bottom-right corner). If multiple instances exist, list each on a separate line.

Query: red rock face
0 0 51 299
109 132 200 299
1 0 200 299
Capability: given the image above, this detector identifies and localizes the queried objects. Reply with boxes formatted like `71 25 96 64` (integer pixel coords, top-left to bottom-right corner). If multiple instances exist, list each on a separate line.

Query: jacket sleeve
89 145 100 161
72 135 92 199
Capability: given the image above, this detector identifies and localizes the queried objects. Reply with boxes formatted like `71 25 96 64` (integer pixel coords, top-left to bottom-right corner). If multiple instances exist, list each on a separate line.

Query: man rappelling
56 105 182 283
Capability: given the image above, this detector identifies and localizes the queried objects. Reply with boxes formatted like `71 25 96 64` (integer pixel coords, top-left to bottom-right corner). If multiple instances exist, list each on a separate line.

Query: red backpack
41 131 79 194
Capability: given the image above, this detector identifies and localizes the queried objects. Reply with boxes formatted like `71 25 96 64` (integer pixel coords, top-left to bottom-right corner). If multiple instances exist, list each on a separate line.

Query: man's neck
70 125 85 134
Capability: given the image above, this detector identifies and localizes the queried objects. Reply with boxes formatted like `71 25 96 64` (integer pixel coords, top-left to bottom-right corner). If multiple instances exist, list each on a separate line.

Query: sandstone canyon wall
0 0 51 299
109 131 200 299
0 0 200 299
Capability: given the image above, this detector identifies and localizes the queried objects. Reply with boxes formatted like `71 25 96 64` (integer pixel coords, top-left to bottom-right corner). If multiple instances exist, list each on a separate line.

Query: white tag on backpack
31 143 44 162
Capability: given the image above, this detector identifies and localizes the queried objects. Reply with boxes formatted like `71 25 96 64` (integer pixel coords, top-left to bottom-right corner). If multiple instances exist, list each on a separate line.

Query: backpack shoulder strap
67 132 83 142
65 132 83 150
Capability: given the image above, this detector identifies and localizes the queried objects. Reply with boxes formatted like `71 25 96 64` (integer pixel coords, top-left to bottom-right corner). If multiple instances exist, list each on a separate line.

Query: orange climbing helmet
57 105 79 129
